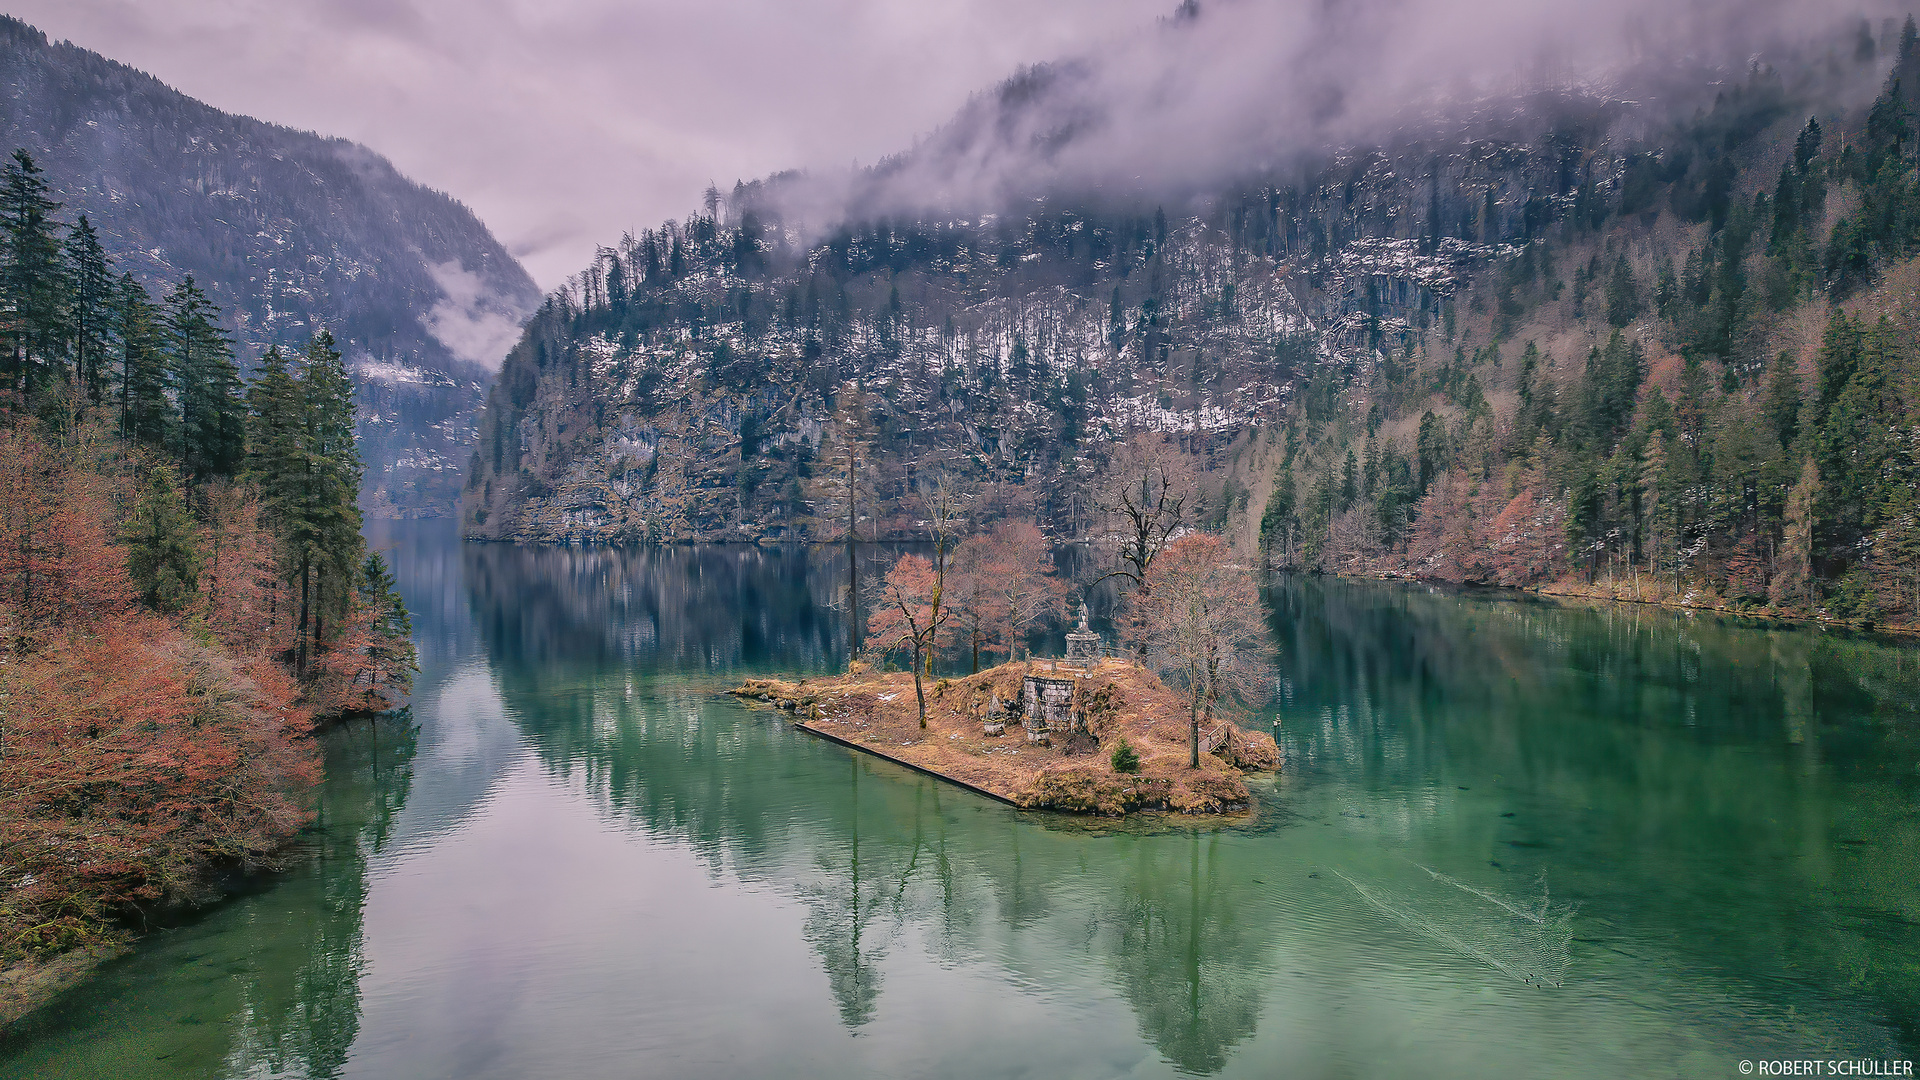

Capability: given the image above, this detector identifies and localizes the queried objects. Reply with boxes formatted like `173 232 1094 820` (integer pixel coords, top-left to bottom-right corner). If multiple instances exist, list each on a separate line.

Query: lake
3 522 1916 1079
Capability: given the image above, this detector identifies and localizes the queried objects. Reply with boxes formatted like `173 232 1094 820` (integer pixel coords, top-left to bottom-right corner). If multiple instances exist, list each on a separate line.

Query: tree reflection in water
0 715 418 1080
1104 830 1262 1075
802 758 884 1028
221 716 418 1078
17 526 1919 1078
487 632 1274 1073
465 541 1920 1074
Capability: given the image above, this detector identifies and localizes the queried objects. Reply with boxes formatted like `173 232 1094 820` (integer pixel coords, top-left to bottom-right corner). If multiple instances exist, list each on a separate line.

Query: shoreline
1531 583 1920 638
1294 568 1920 639
792 722 1025 807
0 708 393 1036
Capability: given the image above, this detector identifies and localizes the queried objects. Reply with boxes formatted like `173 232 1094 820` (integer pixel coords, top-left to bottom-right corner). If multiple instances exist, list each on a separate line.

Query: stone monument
1021 673 1075 742
1065 601 1102 664
983 693 1007 737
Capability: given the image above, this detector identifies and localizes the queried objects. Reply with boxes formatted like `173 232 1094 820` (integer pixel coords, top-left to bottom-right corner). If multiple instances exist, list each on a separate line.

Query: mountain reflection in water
2 523 1915 1080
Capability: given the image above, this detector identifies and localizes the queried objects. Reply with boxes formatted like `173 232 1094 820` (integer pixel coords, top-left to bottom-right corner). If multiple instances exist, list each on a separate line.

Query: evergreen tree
1258 459 1297 568
300 331 365 671
122 464 202 613
1604 255 1638 327
357 549 419 700
63 215 113 404
1513 342 1554 449
245 331 366 676
118 274 172 450
244 346 303 534
0 150 67 399
1795 117 1823 173
1373 442 1414 549
165 276 244 478
1416 411 1447 493
1763 351 1801 449
360 551 411 641
1578 331 1646 449
1774 453 1820 607
1789 315 1909 578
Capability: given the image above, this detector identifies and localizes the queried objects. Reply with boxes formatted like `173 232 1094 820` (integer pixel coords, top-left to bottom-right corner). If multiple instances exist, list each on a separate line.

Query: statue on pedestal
1065 600 1102 663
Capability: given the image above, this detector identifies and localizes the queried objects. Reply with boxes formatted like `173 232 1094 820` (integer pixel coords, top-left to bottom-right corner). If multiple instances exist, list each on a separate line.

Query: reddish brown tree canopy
1136 534 1271 767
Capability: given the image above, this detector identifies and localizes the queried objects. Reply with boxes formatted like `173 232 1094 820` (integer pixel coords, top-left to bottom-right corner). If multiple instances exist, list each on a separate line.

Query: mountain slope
464 4 1920 626
0 16 540 516
456 68 1831 540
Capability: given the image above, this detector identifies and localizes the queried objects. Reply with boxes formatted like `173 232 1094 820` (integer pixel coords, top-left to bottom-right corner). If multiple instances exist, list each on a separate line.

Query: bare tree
917 472 965 678
817 385 872 664
946 519 1066 670
945 537 992 673
1138 534 1270 768
989 520 1066 660
1095 432 1201 590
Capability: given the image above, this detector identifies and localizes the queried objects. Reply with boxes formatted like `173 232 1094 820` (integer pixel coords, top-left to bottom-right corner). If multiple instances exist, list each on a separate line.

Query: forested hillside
0 146 416 983
0 16 540 516
1254 34 1920 628
465 8 1918 628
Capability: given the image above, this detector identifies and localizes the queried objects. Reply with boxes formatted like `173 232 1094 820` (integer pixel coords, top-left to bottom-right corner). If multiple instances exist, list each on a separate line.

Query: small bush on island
1111 738 1141 774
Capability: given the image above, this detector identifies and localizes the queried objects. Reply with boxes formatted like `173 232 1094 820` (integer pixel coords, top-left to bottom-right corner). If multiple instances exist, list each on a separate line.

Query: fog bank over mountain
754 0 1904 230
9 0 1175 287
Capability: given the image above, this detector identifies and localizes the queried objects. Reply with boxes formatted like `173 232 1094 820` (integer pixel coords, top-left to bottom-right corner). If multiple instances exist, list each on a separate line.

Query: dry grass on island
731 658 1278 816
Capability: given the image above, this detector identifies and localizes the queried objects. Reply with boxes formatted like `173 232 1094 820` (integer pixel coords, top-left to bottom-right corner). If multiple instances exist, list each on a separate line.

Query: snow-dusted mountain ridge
0 17 541 516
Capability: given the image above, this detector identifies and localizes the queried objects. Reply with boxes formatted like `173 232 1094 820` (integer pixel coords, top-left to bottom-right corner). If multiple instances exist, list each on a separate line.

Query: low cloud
421 259 525 370
13 0 1904 292
759 0 1905 230
12 0 1169 288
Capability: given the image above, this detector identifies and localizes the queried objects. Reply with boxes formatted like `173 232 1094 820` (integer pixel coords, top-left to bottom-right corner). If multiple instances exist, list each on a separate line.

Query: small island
731 651 1279 816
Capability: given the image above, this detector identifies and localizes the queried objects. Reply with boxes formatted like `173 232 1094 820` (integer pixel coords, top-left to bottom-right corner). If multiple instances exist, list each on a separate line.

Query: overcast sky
9 0 1171 289
10 0 1888 295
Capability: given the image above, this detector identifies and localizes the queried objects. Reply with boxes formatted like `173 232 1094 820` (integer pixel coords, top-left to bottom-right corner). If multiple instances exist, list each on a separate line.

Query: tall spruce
0 150 67 400
122 464 203 613
244 346 301 527
63 214 113 404
164 276 244 478
118 274 172 449
247 331 365 676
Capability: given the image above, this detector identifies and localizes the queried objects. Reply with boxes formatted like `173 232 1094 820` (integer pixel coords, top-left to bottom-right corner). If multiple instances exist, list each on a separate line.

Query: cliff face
463 9 1888 547
0 17 541 516
461 151 1540 543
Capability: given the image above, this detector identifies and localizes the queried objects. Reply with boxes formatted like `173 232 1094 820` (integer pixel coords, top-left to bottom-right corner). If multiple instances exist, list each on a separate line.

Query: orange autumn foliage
943 520 1067 667
0 426 319 964
2 619 317 955
193 481 286 654
0 427 129 639
1136 534 1272 768
1400 469 1567 587
305 602 413 715
1485 484 1569 588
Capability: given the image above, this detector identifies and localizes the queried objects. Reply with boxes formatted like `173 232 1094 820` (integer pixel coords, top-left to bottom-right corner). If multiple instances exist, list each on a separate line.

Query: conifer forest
468 20 1920 630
